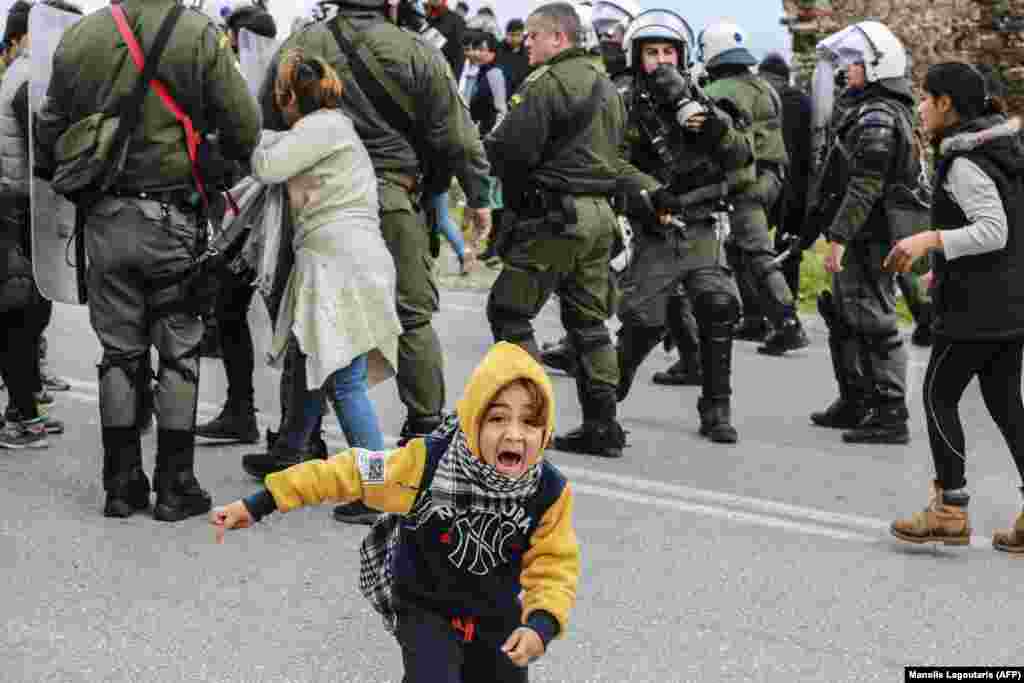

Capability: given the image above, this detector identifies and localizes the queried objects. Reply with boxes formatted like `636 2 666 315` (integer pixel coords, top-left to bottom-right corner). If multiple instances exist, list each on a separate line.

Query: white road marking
53 377 987 547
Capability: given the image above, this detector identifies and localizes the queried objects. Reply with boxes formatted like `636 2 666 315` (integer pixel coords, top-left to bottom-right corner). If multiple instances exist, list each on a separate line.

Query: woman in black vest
884 62 1024 553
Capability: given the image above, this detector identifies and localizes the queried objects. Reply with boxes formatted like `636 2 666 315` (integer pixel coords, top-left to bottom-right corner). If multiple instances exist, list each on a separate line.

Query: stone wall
780 0 1024 112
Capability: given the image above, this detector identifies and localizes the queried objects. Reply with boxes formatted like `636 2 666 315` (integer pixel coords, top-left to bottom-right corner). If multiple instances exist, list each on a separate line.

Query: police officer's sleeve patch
357 449 389 485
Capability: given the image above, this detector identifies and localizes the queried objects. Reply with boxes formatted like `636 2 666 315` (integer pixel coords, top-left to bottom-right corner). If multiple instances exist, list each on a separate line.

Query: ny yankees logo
447 509 525 576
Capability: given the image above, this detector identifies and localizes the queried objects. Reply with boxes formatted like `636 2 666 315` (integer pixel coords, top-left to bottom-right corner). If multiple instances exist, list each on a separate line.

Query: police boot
733 316 770 342
241 429 328 479
153 429 212 522
811 337 869 429
697 396 737 444
652 351 702 387
101 426 151 518
195 397 259 443
757 313 810 356
992 488 1024 554
552 391 626 458
616 324 664 401
697 314 738 444
842 399 911 445
890 480 970 546
396 414 445 447
540 336 579 377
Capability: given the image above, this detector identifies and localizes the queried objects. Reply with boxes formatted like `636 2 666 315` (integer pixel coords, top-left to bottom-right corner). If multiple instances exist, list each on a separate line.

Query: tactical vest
818 92 929 242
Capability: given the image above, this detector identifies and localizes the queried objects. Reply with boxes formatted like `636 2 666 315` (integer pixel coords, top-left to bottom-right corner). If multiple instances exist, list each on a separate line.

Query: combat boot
196 398 260 443
333 501 382 526
842 400 910 444
757 316 810 356
992 490 1024 554
810 397 868 429
241 430 328 479
697 396 738 444
652 351 702 387
733 316 770 342
101 426 150 517
891 481 970 546
152 429 212 522
552 421 626 458
540 337 578 377
396 414 445 447
615 325 664 401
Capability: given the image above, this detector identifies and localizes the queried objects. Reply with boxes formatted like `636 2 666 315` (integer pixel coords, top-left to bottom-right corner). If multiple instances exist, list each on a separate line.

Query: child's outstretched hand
210 501 253 544
502 627 544 667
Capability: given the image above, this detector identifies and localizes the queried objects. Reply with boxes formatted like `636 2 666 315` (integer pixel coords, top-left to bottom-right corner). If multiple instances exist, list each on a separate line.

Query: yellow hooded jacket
262 342 579 641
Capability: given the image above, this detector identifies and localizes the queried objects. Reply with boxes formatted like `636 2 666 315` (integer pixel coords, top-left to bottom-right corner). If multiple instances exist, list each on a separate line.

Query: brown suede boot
890 480 971 546
992 510 1024 554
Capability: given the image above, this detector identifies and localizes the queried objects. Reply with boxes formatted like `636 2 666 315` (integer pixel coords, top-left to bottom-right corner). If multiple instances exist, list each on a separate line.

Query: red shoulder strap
110 2 235 213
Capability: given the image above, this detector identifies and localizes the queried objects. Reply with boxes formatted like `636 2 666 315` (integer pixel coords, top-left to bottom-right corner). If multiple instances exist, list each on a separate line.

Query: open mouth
496 450 524 471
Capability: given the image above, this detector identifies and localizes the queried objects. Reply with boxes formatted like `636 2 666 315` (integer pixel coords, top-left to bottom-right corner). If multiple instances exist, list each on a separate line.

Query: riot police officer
255 0 492 522
802 21 922 445
613 9 751 443
36 0 261 519
485 1 659 458
699 21 809 357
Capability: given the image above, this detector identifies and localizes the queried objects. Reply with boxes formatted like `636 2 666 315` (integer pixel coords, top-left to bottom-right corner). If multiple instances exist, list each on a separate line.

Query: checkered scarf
359 413 542 631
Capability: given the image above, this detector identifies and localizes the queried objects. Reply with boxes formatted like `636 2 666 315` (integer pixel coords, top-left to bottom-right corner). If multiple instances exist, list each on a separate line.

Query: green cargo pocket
490 263 551 319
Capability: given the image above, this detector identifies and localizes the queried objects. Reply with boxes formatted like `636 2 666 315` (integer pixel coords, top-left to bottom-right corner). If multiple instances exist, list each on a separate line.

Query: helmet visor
817 25 875 66
624 9 695 56
592 2 632 39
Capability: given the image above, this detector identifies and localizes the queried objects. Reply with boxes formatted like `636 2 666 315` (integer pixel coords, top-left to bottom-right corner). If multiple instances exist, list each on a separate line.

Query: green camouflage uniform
703 72 796 329
485 47 649 437
35 0 260 509
259 10 491 430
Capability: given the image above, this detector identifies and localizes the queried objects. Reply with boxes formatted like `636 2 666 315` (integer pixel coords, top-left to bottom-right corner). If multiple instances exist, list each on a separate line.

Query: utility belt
496 187 591 256
107 186 203 214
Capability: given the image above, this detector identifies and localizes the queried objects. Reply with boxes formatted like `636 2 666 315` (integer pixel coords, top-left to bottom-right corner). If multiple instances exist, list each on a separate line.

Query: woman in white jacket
250 52 402 489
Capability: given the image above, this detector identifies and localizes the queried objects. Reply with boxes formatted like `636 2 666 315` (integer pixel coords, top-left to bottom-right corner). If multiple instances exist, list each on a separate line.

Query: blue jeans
428 192 465 264
284 346 384 452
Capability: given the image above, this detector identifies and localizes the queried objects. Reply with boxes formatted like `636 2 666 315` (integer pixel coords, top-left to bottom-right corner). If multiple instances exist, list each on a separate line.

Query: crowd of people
3 0 1024 677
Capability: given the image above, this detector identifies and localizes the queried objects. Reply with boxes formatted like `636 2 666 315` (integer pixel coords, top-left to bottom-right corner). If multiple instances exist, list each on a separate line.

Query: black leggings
214 270 255 405
0 298 51 419
923 336 1024 490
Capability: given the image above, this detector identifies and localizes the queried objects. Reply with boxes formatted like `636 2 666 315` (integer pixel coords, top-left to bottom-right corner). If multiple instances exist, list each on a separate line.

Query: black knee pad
695 290 740 327
158 345 201 387
570 323 613 354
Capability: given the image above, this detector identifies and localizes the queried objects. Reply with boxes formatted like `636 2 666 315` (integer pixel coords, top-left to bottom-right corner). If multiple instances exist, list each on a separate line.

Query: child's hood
456 342 556 459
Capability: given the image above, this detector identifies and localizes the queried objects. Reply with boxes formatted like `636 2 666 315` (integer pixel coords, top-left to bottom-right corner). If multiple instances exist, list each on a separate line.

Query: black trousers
214 268 256 405
923 336 1024 490
0 297 50 419
395 605 528 683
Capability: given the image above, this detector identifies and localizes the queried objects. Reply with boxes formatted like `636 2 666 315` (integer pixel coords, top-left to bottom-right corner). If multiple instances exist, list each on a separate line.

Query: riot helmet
224 0 277 38
816 21 906 84
697 21 756 69
623 9 695 71
592 0 639 44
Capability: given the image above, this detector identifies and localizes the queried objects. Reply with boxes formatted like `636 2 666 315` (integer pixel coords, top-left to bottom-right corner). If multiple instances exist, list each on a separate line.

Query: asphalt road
2 287 1023 683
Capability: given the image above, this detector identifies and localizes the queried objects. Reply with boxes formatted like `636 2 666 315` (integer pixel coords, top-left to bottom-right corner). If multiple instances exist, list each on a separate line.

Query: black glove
650 187 683 214
697 108 728 146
